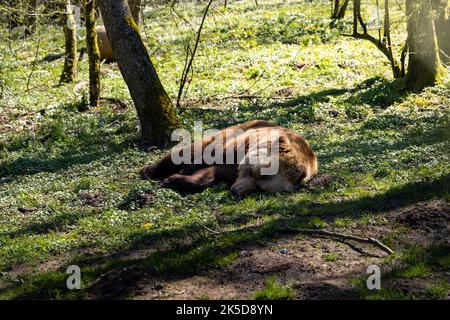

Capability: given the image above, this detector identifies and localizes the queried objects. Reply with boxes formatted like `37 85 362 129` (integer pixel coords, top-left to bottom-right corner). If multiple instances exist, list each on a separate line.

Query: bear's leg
161 167 216 193
141 139 211 180
213 165 238 184
179 164 207 175
140 152 185 180
161 165 238 193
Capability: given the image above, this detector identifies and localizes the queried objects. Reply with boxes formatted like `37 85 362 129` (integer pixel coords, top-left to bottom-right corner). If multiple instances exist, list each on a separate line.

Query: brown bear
140 120 318 196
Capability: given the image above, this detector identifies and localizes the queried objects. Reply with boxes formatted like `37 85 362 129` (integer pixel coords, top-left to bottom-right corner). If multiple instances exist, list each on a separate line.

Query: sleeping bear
140 120 317 196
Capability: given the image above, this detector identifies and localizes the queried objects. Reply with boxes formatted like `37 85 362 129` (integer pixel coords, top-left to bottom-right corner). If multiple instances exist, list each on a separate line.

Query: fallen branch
283 225 394 255
194 220 221 235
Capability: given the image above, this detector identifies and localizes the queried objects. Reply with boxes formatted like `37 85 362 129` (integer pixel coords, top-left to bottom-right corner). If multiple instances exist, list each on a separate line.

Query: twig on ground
194 220 221 234
283 225 394 255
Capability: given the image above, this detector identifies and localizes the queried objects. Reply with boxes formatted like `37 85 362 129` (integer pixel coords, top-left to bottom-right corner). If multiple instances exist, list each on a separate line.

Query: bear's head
230 130 316 196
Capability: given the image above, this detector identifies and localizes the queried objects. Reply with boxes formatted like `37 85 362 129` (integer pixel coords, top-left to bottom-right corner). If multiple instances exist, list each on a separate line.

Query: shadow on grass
1 172 447 299
0 104 141 184
259 173 450 218
181 76 407 130
318 118 449 169
0 141 132 185
0 209 99 238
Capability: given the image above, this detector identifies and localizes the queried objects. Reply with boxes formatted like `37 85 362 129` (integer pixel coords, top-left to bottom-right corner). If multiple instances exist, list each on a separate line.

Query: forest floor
0 0 449 299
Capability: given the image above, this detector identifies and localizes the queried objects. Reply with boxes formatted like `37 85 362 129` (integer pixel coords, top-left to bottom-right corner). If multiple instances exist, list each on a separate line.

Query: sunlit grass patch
253 276 295 300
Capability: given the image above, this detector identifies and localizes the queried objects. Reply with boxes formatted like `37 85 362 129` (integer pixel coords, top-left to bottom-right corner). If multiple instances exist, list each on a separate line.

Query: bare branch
283 225 395 255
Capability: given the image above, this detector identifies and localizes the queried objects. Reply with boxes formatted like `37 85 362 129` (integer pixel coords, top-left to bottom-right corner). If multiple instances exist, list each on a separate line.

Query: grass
352 244 450 300
0 0 449 299
323 252 341 262
254 276 295 300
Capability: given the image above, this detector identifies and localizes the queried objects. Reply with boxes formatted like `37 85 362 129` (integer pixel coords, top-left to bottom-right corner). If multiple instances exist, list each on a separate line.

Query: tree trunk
382 0 401 78
127 0 141 26
83 0 100 108
332 0 340 18
60 0 77 84
331 0 349 19
405 0 445 92
98 0 180 146
433 0 450 64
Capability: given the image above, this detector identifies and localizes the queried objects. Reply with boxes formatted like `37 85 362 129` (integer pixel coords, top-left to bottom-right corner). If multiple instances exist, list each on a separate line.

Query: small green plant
71 177 93 193
118 188 155 210
425 282 450 299
309 217 328 229
254 276 295 300
359 213 377 226
334 217 353 228
323 252 340 262
400 262 431 278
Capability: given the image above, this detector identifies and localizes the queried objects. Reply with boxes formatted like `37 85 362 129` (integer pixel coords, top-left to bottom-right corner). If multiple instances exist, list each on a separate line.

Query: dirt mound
118 190 155 210
87 266 142 299
395 201 450 234
78 192 105 207
307 174 339 189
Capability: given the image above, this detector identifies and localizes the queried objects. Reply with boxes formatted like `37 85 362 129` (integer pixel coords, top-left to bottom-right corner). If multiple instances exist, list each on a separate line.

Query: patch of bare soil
78 192 106 207
126 200 449 300
5 200 448 299
117 190 155 210
130 236 376 300
393 201 450 245
306 174 339 190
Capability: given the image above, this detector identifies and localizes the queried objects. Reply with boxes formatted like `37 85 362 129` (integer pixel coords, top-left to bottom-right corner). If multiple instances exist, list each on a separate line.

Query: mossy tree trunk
60 0 77 84
98 0 180 146
127 0 142 26
83 0 100 108
405 0 446 92
433 0 450 64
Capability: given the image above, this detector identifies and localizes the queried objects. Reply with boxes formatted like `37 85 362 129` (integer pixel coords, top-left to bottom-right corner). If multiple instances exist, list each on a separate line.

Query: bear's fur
140 120 318 196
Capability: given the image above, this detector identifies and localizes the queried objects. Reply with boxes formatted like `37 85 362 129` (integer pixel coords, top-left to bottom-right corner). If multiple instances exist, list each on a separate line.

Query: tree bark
331 0 349 20
405 0 445 91
83 0 101 108
127 0 141 26
60 0 77 84
98 0 180 146
433 0 450 63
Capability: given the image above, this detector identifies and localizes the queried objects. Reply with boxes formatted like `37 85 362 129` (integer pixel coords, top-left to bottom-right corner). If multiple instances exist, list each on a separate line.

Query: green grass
323 252 341 262
0 0 449 299
353 245 450 300
254 276 295 300
425 282 450 299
